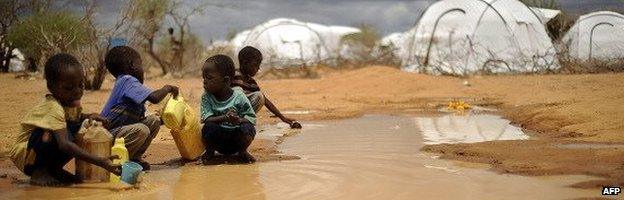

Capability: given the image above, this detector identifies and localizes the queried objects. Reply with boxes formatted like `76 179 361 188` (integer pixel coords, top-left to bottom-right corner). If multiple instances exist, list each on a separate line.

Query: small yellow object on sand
448 101 471 111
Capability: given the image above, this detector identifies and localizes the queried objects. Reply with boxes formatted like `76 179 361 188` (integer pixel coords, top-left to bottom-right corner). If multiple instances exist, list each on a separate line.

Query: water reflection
416 113 529 145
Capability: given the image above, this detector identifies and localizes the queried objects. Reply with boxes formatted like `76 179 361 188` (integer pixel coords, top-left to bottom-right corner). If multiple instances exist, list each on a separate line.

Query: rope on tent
424 8 467 67
576 12 624 25
589 22 615 59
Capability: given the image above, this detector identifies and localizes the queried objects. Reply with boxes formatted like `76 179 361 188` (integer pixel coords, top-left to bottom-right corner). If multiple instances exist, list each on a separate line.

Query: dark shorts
24 121 81 176
201 122 256 155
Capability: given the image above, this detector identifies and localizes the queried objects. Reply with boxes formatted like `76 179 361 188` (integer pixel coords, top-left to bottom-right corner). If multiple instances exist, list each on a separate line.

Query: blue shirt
101 75 152 120
201 87 256 129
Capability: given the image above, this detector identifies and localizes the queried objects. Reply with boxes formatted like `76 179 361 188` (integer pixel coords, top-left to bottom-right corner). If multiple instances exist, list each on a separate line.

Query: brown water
0 115 602 199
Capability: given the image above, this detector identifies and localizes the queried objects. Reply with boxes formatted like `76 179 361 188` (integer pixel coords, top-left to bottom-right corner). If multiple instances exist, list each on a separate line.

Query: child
100 46 178 170
9 53 121 186
200 55 257 164
232 46 302 129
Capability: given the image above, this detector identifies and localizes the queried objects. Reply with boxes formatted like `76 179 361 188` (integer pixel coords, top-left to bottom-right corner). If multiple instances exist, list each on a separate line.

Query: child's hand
225 108 240 124
87 113 109 128
165 85 179 98
101 155 122 176
290 121 302 129
281 117 301 129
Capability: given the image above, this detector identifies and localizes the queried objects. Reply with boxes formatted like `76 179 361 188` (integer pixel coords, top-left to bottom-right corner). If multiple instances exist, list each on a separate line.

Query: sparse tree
129 0 172 75
0 0 23 72
78 0 134 90
339 24 381 66
7 11 90 71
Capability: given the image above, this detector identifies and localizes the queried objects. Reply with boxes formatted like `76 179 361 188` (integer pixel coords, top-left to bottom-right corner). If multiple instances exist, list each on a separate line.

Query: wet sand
0 66 623 195
0 115 603 199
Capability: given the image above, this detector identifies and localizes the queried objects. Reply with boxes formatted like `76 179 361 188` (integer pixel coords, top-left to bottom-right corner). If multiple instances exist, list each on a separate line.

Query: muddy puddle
0 114 603 199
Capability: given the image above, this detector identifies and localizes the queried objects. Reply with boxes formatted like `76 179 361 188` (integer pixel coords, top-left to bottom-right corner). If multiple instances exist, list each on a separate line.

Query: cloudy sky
66 0 624 43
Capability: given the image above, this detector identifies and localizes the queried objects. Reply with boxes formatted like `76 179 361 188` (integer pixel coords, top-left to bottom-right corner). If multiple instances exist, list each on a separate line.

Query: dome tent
234 18 360 69
401 0 559 75
562 11 624 61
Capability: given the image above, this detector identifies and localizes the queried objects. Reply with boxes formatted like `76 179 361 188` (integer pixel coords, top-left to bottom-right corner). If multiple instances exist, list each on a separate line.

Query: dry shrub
256 64 343 80
559 58 624 74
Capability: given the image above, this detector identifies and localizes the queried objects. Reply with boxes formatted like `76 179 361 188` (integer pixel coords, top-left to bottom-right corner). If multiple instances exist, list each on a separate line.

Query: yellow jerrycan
170 104 205 160
162 95 186 130
110 137 129 183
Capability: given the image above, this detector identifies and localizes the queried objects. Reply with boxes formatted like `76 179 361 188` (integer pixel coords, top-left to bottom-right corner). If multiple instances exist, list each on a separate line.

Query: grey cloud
55 0 624 44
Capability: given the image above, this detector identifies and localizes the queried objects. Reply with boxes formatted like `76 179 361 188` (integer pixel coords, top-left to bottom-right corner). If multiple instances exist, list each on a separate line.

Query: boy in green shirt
200 55 257 164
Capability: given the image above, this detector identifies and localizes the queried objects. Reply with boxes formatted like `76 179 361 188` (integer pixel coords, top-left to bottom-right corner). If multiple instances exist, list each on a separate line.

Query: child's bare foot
201 150 216 165
30 169 65 187
238 151 256 163
52 169 82 184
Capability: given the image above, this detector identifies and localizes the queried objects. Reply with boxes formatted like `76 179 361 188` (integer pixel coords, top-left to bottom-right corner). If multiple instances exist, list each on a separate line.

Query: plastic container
76 120 112 183
170 104 205 160
110 138 129 183
121 161 143 184
162 95 187 130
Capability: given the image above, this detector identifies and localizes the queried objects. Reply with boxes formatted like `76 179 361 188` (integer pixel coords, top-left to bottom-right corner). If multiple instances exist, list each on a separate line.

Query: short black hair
238 46 262 64
205 55 235 78
44 53 82 87
105 45 140 77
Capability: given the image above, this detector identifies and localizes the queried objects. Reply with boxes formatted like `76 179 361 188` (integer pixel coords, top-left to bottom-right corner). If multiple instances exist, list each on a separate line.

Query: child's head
44 53 84 107
105 46 144 83
238 46 262 77
202 55 235 94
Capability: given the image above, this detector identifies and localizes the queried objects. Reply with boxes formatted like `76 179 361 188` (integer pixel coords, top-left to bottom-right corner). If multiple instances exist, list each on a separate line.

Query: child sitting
200 55 257 164
233 46 301 129
9 53 120 186
100 46 179 170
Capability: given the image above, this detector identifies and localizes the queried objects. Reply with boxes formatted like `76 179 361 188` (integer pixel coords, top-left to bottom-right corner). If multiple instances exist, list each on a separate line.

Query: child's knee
201 122 221 137
143 115 162 131
239 123 256 138
120 124 150 142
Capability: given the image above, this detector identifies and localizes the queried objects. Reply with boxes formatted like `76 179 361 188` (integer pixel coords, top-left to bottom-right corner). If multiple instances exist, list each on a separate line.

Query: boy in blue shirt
200 55 257 164
101 46 178 170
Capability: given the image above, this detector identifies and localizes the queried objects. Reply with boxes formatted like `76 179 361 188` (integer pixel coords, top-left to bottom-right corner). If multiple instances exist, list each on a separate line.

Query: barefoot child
9 53 121 186
100 46 179 170
233 46 302 129
200 55 257 164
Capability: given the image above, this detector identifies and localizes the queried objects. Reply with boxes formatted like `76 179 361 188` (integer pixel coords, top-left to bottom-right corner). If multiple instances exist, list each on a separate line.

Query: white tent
562 11 624 60
2 48 25 72
530 7 561 25
230 30 251 51
401 0 559 75
233 18 360 69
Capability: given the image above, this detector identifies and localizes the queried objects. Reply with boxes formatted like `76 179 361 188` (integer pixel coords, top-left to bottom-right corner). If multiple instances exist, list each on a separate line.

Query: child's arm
232 79 260 92
237 99 256 125
52 129 121 175
264 97 301 129
146 85 179 104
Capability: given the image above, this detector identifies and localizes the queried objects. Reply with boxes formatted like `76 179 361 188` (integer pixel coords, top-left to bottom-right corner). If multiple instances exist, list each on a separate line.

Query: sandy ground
0 65 623 188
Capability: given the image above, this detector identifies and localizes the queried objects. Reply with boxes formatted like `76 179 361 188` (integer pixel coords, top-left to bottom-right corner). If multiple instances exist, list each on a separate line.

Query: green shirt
200 87 256 129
